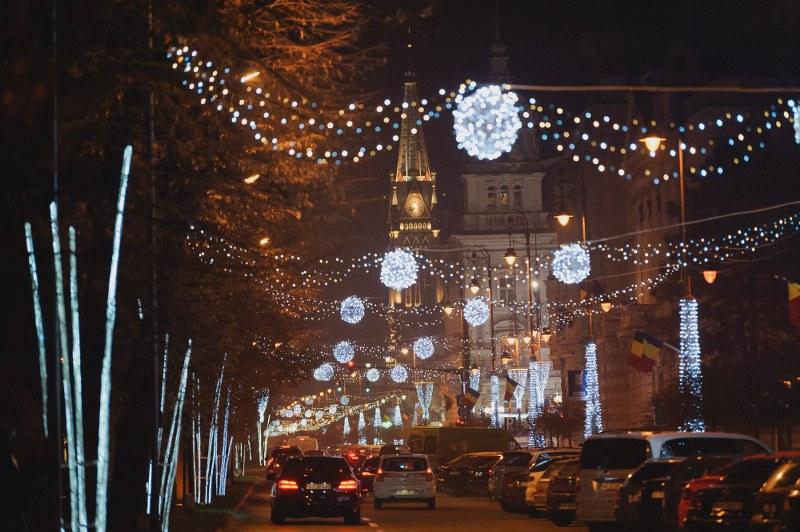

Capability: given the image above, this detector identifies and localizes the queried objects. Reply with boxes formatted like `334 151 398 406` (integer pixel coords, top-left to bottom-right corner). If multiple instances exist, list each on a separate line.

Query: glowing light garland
333 341 355 363
366 368 381 382
490 374 500 428
393 403 403 427
358 412 366 445
453 83 522 160
413 337 435 360
528 361 551 448
390 365 409 383
415 382 434 423
552 243 591 284
380 249 418 290
469 368 481 392
584 341 604 437
343 416 350 439
464 297 490 327
679 298 705 432
792 99 800 144
340 296 365 324
313 363 334 382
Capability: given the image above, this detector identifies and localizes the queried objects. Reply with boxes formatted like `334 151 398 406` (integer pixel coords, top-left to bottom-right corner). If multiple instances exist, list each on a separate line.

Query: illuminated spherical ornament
366 368 381 382
283 409 293 418
340 296 365 324
293 404 302 415
453 84 522 161
333 341 355 364
390 364 409 383
463 297 490 327
313 363 334 382
551 243 591 284
288 422 298 432
328 404 338 414
380 249 418 290
413 337 435 360
299 418 308 427
792 100 800 144
304 397 314 406
304 409 313 418
340 395 350 406
315 410 324 420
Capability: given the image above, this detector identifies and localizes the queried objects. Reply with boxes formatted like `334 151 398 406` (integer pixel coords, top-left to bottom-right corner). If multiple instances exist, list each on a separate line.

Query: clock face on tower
404 193 425 218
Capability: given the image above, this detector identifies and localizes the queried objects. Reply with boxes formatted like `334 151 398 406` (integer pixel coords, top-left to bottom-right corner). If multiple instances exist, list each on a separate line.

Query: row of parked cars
265 443 436 524
434 430 800 531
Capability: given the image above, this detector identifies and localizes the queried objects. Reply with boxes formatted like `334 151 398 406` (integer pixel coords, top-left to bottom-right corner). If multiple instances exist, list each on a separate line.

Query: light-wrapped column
583 341 603 437
679 298 705 432
490 373 500 428
415 382 434 423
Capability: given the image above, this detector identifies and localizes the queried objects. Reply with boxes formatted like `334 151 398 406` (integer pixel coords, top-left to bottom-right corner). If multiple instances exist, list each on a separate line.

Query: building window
500 185 510 209
487 186 496 210
497 275 516 305
513 185 522 208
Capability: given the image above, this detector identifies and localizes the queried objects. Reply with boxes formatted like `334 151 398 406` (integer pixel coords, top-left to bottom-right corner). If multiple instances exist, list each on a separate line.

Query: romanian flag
629 331 663 373
504 376 520 402
790 282 800 330
464 388 480 406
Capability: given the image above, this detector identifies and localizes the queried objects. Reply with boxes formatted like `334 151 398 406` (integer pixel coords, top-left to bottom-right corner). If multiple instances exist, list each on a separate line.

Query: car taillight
361 471 374 477
277 479 299 491
425 467 434 481
266 457 274 467
338 479 358 491
376 468 385 481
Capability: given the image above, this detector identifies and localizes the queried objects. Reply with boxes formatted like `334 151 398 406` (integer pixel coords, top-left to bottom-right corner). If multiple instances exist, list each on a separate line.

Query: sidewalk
170 470 263 532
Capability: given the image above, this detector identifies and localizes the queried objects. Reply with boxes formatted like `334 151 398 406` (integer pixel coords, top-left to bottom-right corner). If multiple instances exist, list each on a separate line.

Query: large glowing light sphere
453 84 522 161
390 364 409 383
340 296 365 324
313 363 334 382
333 341 355 363
380 249 418 290
464 297 490 327
340 395 350 406
366 368 381 382
293 404 302 415
413 337 435 360
551 243 591 284
328 404 338 414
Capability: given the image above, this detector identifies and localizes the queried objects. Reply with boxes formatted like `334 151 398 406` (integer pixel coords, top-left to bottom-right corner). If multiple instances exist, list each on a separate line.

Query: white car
373 454 436 509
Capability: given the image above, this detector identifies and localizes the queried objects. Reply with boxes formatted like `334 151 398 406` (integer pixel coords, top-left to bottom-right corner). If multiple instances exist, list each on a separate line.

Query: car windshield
659 438 765 457
361 457 381 471
580 439 651 470
502 452 533 467
628 462 681 483
382 457 428 472
723 459 781 485
281 457 352 481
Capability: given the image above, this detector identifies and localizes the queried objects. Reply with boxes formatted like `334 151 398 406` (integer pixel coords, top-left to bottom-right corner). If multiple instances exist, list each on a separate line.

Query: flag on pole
789 282 800 329
463 388 480 406
504 376 519 402
629 331 663 372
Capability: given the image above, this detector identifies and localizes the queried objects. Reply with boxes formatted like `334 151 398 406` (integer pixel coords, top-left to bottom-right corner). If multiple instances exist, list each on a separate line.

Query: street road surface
222 481 588 531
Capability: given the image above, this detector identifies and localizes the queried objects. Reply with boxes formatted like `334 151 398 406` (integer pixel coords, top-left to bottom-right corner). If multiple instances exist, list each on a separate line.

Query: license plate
559 502 577 510
395 489 415 495
651 491 665 500
306 482 331 490
712 500 743 512
602 482 622 490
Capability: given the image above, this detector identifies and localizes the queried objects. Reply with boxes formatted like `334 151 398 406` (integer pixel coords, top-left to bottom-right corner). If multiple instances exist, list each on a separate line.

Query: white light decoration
304 409 313 418
792 100 800 144
373 406 382 430
333 341 355 364
357 412 366 445
584 341 604 437
390 364 409 383
527 361 552 448
304 397 314 406
340 296 365 324
379 249 418 290
315 410 324 420
293 404 302 415
313 363 334 382
490 374 500 428
679 298 705 432
393 403 402 427
453 84 522 161
463 297 490 327
342 416 350 438
508 368 528 410
328 404 338 414
552 243 591 284
340 395 350 406
415 382 434 423
366 368 381 382
413 337 435 360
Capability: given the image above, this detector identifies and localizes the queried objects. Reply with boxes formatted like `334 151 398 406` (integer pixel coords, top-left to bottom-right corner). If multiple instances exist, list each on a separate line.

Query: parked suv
373 454 436 509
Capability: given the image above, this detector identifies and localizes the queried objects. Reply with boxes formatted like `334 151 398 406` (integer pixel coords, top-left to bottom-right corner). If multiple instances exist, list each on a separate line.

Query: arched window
499 185 510 209
513 185 522 208
487 186 497 210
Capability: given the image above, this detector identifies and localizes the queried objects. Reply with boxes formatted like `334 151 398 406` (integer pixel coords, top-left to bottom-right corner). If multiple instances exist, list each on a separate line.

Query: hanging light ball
293 404 302 415
413 337 435 360
304 409 313 418
380 249 418 290
333 341 355 363
328 404 338 414
304 397 314 406
299 418 308 427
463 297 490 327
283 409 293 418
313 363 334 382
340 395 350 406
366 368 381 382
340 296 365 324
452 84 522 161
315 410 324 420
551 243 591 284
390 364 409 383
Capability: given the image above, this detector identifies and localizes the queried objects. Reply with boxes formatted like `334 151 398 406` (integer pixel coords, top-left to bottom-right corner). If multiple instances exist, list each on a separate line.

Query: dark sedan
782 478 800 531
685 454 800 530
545 459 580 527
271 456 361 525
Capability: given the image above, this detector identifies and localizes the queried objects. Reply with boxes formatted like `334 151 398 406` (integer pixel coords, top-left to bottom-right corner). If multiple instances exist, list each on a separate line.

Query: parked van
576 431 768 530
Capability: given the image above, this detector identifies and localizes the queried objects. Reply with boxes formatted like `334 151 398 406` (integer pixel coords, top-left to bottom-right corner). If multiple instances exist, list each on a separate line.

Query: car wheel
427 498 436 510
270 508 285 525
344 509 361 524
374 498 383 509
